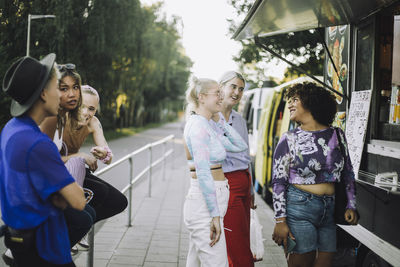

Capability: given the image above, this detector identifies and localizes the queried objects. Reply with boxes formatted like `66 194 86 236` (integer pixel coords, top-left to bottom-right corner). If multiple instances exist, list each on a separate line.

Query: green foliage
0 0 192 128
227 0 324 85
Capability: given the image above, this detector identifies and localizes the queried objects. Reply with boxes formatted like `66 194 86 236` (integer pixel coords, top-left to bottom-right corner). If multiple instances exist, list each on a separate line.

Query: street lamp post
26 14 56 56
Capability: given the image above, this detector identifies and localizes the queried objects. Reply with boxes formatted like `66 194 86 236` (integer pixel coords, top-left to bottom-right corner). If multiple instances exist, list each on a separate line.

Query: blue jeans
64 204 95 247
286 185 336 254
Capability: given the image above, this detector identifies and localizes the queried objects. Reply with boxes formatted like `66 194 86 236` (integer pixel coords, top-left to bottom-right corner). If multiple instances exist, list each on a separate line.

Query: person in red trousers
211 71 257 267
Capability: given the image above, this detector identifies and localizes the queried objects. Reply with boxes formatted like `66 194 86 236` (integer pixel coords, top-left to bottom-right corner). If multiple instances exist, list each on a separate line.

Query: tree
227 0 324 86
0 0 192 128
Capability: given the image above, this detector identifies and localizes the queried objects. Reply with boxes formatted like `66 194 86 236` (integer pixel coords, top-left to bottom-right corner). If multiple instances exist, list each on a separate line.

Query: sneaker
71 245 79 256
77 235 90 251
2 249 14 266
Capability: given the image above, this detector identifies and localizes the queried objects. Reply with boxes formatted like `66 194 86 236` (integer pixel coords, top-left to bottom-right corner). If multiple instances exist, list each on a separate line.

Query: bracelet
101 146 113 164
275 220 286 224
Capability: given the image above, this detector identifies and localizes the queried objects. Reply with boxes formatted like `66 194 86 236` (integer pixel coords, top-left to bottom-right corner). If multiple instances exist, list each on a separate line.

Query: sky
141 0 287 81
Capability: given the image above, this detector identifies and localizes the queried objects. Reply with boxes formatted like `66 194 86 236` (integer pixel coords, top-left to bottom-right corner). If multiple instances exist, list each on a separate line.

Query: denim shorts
286 185 336 254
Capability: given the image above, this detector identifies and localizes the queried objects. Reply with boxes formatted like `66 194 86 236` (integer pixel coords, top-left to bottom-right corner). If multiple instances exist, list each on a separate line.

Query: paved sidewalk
74 124 287 267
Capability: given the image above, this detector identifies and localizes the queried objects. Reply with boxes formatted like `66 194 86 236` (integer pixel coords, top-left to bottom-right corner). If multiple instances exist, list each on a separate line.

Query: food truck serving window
354 21 375 92
369 4 400 142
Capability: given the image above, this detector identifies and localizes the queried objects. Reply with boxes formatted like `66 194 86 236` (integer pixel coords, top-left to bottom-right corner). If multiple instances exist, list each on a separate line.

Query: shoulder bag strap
335 127 345 158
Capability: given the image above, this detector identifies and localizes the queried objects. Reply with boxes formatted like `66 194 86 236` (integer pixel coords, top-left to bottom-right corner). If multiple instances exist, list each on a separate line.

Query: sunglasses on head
57 63 76 72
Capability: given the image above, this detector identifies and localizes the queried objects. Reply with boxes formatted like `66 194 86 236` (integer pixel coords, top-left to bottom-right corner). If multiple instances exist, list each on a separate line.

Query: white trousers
183 179 230 267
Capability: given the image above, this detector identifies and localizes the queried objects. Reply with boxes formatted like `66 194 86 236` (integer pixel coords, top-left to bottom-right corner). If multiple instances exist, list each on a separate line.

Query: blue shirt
0 116 75 264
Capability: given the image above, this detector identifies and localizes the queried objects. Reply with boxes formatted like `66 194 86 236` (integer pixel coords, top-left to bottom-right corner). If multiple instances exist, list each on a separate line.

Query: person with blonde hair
212 71 256 266
183 76 247 267
62 84 127 225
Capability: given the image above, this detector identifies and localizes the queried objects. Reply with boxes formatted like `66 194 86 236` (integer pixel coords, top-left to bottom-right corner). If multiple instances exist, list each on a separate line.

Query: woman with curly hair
271 82 358 267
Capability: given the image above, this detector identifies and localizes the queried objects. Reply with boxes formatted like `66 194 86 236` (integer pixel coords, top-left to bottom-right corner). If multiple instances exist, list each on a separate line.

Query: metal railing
86 134 175 267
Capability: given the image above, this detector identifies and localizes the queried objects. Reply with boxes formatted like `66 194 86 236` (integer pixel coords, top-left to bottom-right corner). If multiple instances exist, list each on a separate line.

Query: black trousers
4 229 76 267
64 204 95 247
83 169 128 222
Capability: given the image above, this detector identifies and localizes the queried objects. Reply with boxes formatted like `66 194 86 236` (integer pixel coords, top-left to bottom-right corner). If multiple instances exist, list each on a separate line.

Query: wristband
275 220 286 224
101 146 113 164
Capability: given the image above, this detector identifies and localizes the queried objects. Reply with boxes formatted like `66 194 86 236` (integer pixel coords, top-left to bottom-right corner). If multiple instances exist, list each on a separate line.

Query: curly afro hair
285 82 337 126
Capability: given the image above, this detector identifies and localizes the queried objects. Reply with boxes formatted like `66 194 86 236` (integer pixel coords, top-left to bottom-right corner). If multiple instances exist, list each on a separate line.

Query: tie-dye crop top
184 114 247 217
272 127 356 219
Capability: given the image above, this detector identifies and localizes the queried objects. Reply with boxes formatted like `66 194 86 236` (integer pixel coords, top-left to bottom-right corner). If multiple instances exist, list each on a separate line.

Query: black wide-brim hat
2 53 56 117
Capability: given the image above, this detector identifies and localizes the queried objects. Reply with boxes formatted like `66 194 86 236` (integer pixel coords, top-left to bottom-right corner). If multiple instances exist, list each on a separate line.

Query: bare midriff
189 164 225 181
294 183 335 196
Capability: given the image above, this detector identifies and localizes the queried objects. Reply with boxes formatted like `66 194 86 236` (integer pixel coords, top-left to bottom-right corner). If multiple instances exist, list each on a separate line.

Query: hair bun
191 76 199 86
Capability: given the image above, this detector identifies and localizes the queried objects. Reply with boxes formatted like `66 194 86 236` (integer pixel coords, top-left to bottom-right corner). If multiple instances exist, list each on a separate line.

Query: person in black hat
0 53 86 266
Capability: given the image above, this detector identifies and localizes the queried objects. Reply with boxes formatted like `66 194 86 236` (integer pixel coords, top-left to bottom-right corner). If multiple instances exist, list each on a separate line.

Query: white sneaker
77 235 90 251
4 249 13 259
2 249 14 266
71 245 79 256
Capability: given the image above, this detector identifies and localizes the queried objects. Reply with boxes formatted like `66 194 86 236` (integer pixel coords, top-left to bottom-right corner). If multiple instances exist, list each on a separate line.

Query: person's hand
211 113 220 123
210 216 221 247
80 152 98 171
90 146 107 159
272 219 295 253
90 146 113 164
250 194 257 209
103 154 112 164
51 193 68 210
345 209 358 225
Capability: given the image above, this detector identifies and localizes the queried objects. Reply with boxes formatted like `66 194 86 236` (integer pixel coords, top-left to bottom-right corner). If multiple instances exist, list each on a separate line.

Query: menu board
325 25 350 111
345 90 372 179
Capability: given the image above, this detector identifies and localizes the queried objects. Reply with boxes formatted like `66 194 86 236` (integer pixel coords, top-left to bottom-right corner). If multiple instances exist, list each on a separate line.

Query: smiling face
200 83 223 114
220 77 245 107
287 95 312 124
59 76 81 111
79 92 99 126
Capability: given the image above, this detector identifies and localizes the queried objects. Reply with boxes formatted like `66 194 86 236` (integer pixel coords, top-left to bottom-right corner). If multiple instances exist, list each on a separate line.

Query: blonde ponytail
184 76 218 116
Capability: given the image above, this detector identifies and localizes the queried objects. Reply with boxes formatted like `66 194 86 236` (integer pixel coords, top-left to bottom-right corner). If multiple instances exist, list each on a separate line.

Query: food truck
233 0 400 266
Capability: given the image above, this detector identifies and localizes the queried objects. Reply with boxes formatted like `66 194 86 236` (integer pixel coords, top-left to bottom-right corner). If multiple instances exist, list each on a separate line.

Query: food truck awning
233 0 398 40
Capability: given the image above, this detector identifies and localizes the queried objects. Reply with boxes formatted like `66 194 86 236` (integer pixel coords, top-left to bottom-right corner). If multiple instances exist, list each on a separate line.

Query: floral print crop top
272 127 356 219
184 114 247 217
